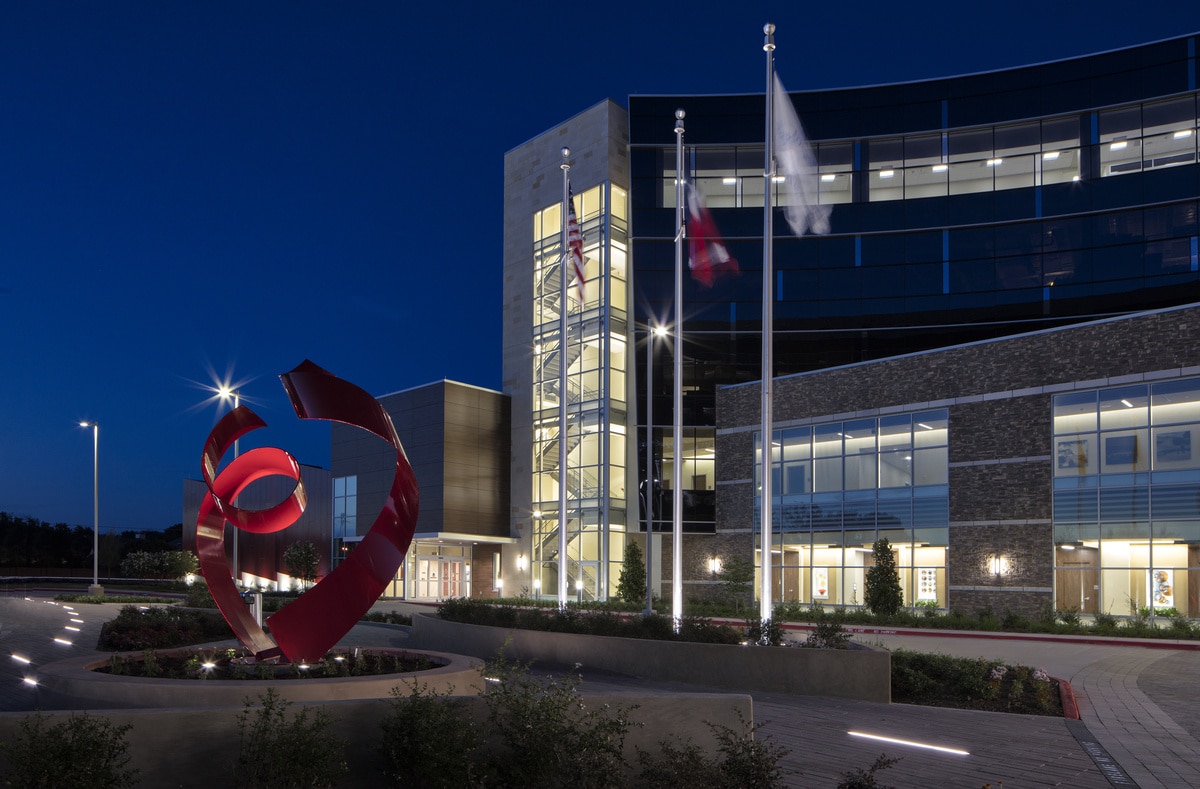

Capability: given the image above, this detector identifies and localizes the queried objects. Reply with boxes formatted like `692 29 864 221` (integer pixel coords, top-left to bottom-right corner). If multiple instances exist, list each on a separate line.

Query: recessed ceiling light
722 177 737 185
820 173 836 182
986 158 1003 167
1042 151 1060 161
879 169 894 178
1173 130 1193 139
1110 141 1128 151
932 164 948 173
772 175 785 183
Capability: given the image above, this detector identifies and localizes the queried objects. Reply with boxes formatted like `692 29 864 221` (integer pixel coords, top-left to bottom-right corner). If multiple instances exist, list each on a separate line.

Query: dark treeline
0 512 182 575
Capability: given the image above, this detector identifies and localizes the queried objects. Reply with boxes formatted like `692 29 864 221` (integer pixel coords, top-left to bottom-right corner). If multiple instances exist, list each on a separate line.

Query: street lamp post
79 421 103 596
217 388 241 587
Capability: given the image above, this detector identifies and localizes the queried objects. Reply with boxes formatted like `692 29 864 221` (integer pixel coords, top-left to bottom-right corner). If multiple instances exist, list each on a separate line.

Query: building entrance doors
415 556 470 599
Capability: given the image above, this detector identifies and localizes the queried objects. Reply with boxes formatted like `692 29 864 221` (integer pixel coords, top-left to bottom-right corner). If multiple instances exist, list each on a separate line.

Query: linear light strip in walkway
848 731 970 756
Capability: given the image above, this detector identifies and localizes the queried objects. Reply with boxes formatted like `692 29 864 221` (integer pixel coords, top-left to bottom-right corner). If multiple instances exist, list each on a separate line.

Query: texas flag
685 183 739 287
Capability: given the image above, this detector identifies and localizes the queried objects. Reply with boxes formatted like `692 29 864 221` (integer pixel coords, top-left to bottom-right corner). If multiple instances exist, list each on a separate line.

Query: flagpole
644 322 656 615
559 147 571 609
672 108 685 629
760 23 776 627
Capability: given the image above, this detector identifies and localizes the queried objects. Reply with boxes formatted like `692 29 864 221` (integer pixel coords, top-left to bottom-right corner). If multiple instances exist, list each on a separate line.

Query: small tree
717 555 755 614
864 538 903 618
615 540 647 604
282 541 319 590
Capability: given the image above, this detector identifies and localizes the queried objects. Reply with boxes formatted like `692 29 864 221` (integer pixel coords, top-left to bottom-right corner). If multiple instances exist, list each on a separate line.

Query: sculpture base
87 584 105 596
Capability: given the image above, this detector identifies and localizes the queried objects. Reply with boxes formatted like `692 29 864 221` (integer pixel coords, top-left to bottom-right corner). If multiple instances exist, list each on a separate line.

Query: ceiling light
986 158 1003 167
879 169 894 178
820 173 836 182
932 164 948 173
1042 151 1060 161
917 423 933 430
1120 399 1134 408
1072 175 1081 181
1174 130 1193 139
1110 141 1128 151
722 177 737 185
772 175 785 183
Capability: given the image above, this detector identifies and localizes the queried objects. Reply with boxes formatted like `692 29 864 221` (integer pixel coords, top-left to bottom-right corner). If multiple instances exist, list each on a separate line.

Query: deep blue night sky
3 1 1200 532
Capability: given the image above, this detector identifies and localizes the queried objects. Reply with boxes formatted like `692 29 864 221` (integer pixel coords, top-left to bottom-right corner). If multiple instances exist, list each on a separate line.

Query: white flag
773 72 831 237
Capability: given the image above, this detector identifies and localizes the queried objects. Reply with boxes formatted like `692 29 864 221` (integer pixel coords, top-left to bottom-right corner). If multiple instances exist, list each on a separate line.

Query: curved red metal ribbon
195 409 305 656
195 361 419 662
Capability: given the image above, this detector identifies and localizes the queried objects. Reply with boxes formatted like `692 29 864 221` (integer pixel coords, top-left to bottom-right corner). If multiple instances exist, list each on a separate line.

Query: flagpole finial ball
764 22 775 35
561 147 570 159
675 109 685 120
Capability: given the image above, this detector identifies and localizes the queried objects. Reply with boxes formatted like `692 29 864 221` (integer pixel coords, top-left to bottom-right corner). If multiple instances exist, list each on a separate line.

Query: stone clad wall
716 304 1200 618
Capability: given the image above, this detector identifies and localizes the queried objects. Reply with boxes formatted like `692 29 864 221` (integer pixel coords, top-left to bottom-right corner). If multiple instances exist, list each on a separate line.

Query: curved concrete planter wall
409 613 892 703
33 647 483 709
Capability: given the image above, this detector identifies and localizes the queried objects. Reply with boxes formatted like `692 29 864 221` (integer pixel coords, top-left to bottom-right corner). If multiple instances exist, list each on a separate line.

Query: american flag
567 187 586 303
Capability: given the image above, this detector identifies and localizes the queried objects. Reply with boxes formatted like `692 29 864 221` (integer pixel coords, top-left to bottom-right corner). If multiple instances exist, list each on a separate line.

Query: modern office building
502 32 1200 610
329 380 512 600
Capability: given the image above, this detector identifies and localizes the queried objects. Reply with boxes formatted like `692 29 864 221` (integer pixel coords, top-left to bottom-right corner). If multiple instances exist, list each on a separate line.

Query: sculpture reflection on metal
195 361 419 662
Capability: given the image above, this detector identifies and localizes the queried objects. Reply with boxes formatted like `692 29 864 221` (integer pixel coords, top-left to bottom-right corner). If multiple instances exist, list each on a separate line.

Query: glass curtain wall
1053 378 1200 616
530 184 630 602
756 410 949 609
659 94 1198 206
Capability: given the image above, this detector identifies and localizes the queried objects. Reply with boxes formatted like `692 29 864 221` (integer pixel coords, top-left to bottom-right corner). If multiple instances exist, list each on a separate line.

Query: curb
1057 677 1081 720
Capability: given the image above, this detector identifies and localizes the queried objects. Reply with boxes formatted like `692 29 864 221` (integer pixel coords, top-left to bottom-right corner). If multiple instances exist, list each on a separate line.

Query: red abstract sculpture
194 360 419 661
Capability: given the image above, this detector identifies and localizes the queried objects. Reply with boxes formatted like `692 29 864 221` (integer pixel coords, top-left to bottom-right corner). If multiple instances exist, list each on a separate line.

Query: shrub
1092 611 1119 633
1057 607 1082 629
184 579 216 608
0 711 139 789
119 550 197 580
1000 608 1031 631
803 619 852 649
234 688 347 788
381 682 480 789
679 615 742 645
360 610 412 626
837 754 901 789
637 710 791 788
746 617 785 646
482 650 636 788
97 605 233 651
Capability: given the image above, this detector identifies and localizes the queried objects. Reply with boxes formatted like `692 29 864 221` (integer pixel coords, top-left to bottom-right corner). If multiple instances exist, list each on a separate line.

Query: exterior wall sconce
708 557 723 574
516 554 528 571
988 555 1011 577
